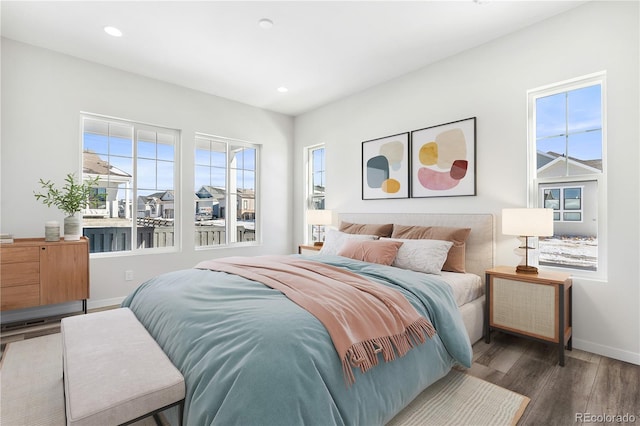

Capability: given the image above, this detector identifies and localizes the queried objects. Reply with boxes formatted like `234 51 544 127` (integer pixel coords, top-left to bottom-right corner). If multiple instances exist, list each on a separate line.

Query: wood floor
1 321 639 425
467 331 640 426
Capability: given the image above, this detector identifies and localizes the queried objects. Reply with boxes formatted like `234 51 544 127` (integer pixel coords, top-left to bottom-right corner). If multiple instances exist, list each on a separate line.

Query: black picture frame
361 132 410 200
410 117 476 198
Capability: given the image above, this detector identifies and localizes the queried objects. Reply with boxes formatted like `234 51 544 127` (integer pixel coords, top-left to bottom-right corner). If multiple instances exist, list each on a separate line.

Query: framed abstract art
362 132 409 200
410 117 476 198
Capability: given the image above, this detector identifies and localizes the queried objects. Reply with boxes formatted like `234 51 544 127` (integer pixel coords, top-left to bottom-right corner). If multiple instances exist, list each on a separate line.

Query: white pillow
319 229 379 256
381 237 453 275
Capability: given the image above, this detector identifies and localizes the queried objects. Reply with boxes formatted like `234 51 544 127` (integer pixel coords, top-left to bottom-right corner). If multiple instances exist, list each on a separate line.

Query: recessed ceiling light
258 18 274 29
104 26 123 37
277 87 288 93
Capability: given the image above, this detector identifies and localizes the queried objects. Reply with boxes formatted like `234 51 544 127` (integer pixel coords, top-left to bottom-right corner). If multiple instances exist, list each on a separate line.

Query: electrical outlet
125 270 134 281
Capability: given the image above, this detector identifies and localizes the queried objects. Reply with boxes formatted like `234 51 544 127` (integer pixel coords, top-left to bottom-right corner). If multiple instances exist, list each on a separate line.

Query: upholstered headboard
338 213 495 284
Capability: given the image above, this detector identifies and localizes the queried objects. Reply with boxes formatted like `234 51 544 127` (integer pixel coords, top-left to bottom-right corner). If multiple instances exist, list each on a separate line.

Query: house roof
197 186 225 200
83 151 131 178
537 151 602 175
139 191 174 202
196 186 254 200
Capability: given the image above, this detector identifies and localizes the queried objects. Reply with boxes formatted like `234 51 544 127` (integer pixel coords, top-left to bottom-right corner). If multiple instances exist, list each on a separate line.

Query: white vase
45 221 60 242
64 214 82 241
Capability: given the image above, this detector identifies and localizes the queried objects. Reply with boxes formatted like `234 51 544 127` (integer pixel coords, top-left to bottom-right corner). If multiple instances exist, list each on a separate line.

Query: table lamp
502 208 554 274
307 209 332 246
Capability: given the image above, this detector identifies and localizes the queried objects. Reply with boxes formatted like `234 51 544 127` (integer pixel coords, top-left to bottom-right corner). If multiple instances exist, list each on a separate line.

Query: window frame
194 133 260 249
527 72 607 278
305 144 326 244
81 113 181 257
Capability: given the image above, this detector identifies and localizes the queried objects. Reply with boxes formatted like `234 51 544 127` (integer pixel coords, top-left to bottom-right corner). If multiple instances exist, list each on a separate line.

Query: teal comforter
121 255 472 426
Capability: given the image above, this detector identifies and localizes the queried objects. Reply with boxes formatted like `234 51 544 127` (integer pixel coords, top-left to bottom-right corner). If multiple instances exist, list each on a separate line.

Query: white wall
1 38 294 318
294 1 639 364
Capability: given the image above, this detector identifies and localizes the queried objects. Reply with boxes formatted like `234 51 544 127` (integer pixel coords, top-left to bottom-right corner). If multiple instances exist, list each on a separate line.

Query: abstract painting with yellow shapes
362 132 409 200
410 117 476 198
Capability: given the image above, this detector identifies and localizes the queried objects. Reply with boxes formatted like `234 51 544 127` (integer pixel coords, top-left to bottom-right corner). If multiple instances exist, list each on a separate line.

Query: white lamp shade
307 209 333 225
502 208 554 237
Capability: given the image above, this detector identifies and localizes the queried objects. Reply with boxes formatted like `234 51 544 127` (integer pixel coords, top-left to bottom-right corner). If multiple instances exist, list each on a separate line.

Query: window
88 187 107 210
528 72 606 273
306 145 326 244
543 185 584 221
81 114 179 254
310 146 325 210
195 134 259 247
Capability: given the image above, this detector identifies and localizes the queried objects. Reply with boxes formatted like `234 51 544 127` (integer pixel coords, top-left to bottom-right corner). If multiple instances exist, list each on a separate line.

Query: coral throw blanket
195 255 436 385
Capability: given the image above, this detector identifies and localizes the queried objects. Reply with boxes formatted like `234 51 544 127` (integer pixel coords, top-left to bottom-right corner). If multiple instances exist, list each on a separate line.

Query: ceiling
1 1 585 116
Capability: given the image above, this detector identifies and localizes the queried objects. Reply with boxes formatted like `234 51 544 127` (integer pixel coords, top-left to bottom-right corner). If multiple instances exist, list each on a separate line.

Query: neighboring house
196 186 224 219
311 184 325 210
537 151 602 176
238 189 255 221
137 191 175 219
83 151 132 219
195 185 255 221
537 151 601 237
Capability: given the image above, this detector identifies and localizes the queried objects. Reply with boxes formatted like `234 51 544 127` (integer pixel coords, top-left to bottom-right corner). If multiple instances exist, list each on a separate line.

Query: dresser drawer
1 246 39 264
1 284 40 310
0 261 40 287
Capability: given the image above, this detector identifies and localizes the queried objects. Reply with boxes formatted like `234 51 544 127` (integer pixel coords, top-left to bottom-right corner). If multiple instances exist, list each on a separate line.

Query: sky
83 133 174 198
84 132 256 201
535 84 603 162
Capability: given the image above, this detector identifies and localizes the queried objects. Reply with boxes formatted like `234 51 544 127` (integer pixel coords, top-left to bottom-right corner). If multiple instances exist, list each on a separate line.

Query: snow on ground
539 236 597 270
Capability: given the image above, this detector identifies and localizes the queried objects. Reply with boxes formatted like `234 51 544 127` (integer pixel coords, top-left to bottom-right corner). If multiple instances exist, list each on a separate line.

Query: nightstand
485 266 572 366
298 244 322 255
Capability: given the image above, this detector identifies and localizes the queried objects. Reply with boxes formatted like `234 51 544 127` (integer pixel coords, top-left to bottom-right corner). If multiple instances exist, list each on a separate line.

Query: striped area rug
387 369 529 426
1 334 66 426
0 334 158 426
1 334 528 426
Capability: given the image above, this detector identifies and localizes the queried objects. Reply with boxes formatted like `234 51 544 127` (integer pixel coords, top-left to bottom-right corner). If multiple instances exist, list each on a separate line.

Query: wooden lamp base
516 264 539 274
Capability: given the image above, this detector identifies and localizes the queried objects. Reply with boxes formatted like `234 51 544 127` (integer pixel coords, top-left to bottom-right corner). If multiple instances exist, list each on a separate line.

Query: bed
121 213 494 425
338 213 494 346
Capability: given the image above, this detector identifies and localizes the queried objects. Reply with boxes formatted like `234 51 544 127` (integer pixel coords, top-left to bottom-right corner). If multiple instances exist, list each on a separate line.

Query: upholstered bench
61 308 185 426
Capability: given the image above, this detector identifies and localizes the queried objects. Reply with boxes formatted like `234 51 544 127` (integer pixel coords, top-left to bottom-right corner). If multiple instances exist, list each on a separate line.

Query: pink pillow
339 221 393 238
337 239 403 266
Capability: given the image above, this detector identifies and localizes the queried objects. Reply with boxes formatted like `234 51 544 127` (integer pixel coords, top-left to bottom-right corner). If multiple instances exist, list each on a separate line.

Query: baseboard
574 338 640 365
87 297 126 311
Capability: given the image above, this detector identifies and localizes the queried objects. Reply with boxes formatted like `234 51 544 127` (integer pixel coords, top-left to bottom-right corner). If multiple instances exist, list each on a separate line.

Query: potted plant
34 173 100 240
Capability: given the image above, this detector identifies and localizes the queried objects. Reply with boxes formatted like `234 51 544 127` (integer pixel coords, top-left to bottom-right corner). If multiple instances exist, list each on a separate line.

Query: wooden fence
84 223 253 253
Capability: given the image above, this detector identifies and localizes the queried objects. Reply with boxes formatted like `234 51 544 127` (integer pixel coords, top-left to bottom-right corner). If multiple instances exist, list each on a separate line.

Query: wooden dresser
1 237 89 313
